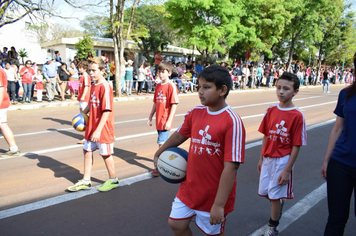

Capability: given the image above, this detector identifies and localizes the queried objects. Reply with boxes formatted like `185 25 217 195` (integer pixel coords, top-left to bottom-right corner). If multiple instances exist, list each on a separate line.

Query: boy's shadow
24 153 103 186
43 117 72 126
114 147 154 172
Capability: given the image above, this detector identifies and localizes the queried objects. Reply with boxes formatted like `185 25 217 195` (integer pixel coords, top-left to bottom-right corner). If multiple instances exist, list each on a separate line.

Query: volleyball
72 113 89 132
157 147 188 184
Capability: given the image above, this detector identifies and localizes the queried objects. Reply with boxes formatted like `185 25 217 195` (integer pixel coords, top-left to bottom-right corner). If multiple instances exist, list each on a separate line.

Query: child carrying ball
68 57 118 192
257 72 307 236
153 65 245 236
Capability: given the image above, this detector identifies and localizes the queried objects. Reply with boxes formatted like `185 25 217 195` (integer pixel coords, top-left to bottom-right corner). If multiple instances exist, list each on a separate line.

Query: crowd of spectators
1 46 355 104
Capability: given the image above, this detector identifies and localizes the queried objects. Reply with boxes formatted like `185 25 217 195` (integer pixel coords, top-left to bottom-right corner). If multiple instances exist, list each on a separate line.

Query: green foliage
80 15 112 38
165 0 244 63
74 35 95 60
18 48 28 65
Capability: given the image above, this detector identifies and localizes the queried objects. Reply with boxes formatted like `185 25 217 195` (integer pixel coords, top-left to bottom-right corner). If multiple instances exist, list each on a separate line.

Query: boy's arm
210 161 240 225
257 135 267 173
147 103 156 127
164 103 177 130
153 131 188 169
278 145 300 185
90 110 110 142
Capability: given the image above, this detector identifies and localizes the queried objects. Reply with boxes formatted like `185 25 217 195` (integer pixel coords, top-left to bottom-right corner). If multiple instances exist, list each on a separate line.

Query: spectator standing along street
42 57 58 102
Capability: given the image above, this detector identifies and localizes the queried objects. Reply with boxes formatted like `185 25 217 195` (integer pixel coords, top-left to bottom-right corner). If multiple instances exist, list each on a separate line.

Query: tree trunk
315 44 323 85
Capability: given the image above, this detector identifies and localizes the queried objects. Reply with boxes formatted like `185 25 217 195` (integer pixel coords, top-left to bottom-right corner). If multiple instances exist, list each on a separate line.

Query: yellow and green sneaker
98 179 119 192
67 180 92 192
0 149 21 158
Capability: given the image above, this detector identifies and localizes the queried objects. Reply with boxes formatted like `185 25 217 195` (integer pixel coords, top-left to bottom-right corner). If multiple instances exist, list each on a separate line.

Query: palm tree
18 48 28 65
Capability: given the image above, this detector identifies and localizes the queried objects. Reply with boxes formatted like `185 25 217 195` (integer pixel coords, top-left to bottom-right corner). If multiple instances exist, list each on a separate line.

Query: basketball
157 147 188 184
72 113 89 132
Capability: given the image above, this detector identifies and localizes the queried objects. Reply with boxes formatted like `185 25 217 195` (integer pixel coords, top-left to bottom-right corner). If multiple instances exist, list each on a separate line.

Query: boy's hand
164 120 172 130
91 130 101 142
147 117 152 127
321 161 328 180
209 204 224 225
278 170 290 185
257 160 262 173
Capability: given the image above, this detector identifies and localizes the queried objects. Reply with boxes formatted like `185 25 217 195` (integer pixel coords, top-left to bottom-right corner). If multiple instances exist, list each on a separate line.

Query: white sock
110 177 118 182
9 146 18 152
82 179 91 184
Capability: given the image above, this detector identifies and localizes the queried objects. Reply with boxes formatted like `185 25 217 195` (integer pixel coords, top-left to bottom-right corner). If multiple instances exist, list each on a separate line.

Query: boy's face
158 69 171 82
88 63 104 83
198 78 225 108
276 79 298 104
78 67 86 73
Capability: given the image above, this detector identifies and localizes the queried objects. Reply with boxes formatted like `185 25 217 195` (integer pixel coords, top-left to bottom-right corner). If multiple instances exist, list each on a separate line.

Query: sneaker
151 169 160 177
67 180 92 192
98 179 119 192
263 225 279 236
279 199 286 220
0 149 21 157
77 139 85 144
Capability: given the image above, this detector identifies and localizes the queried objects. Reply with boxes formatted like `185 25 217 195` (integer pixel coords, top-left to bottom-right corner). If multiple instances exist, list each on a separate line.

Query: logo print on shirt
275 120 287 134
90 91 100 108
199 125 211 145
156 90 167 103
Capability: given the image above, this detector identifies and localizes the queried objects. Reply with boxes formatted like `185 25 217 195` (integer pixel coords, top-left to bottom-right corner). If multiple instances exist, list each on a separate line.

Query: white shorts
83 140 114 156
169 197 227 235
0 109 7 124
79 102 88 111
258 155 294 200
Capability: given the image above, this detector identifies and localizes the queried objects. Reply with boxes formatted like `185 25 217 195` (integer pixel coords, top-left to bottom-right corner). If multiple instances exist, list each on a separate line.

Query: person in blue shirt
193 60 204 85
42 57 58 102
321 52 356 236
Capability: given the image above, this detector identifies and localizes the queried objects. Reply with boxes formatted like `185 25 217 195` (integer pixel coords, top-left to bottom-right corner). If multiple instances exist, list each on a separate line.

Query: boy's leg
83 150 94 180
102 155 116 179
168 218 192 236
271 200 282 221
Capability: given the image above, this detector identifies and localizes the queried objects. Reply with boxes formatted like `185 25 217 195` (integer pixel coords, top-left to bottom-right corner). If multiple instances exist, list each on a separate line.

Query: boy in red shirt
257 72 307 236
76 60 91 144
68 57 118 192
147 62 179 177
153 65 245 235
0 68 20 157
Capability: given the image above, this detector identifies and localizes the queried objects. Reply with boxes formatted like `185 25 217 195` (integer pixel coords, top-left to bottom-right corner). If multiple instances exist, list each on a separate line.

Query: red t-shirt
20 67 35 84
77 73 91 102
176 106 246 213
153 80 179 130
154 54 162 65
84 80 115 144
258 104 307 158
0 69 10 109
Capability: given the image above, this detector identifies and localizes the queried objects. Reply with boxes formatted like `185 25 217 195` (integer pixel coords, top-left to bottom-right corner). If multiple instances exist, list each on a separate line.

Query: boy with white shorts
0 68 20 158
153 65 246 235
68 57 118 192
257 72 307 236
76 60 91 144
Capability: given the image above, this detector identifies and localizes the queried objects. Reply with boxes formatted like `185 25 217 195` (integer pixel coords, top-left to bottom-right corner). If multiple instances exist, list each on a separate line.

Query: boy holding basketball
153 65 245 236
147 62 179 177
68 57 118 192
257 72 307 236
76 60 91 144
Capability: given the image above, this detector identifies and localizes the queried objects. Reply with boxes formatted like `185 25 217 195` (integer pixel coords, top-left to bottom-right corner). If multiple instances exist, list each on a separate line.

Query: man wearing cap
42 57 58 102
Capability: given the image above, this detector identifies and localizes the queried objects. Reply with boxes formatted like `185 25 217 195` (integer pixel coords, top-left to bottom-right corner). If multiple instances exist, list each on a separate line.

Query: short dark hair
55 51 59 55
278 72 300 90
157 62 173 73
197 65 232 99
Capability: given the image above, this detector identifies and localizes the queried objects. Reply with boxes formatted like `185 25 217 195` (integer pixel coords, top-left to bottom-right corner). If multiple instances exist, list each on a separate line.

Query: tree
110 0 141 97
74 35 95 60
165 0 244 63
80 15 112 38
129 4 170 61
237 0 292 62
0 0 105 29
18 48 28 65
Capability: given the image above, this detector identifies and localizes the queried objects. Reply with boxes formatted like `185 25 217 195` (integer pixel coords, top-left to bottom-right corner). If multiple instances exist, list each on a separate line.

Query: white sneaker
263 225 279 236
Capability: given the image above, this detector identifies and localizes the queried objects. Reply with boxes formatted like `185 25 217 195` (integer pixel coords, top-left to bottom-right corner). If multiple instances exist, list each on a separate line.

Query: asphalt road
1 84 355 235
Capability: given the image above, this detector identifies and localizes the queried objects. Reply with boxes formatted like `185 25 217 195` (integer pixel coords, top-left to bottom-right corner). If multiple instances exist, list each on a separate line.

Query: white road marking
0 120 336 221
0 98 336 139
249 183 327 236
